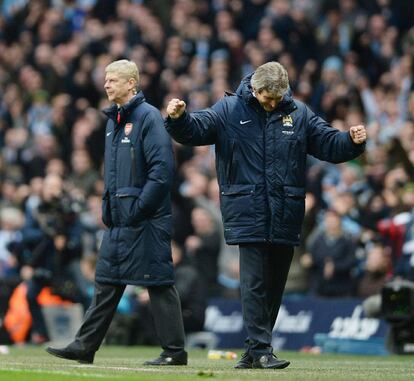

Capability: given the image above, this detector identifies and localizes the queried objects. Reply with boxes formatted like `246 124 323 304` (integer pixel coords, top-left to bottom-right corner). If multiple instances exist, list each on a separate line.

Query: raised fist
167 98 186 119
349 125 367 145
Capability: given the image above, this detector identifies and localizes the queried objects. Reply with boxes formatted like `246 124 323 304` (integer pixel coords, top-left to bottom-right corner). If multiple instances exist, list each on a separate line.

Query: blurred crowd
1 0 414 344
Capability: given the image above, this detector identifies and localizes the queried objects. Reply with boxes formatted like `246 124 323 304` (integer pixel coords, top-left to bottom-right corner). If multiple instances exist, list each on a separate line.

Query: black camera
381 279 414 354
36 195 79 236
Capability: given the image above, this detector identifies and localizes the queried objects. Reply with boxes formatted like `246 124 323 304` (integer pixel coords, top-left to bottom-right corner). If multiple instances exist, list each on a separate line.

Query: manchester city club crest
282 115 293 127
124 123 133 136
282 115 294 135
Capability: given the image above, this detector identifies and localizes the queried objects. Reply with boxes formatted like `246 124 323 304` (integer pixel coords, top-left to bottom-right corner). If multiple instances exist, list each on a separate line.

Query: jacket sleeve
305 105 365 163
138 110 174 216
165 103 225 146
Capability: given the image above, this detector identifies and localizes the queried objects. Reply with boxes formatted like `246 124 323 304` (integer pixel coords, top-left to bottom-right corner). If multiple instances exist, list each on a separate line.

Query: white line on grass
0 367 114 378
69 364 162 372
0 362 202 374
1 363 161 373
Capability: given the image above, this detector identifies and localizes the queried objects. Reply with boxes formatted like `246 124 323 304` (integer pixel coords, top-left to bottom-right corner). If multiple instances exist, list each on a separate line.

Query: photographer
13 174 88 343
362 213 414 354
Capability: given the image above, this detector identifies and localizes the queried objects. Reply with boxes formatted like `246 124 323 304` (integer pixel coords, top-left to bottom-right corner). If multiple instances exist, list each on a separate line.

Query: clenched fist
167 98 186 119
349 125 367 145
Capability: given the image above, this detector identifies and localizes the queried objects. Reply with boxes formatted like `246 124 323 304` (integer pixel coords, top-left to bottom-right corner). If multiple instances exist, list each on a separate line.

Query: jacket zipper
264 112 270 242
130 145 137 187
226 140 235 184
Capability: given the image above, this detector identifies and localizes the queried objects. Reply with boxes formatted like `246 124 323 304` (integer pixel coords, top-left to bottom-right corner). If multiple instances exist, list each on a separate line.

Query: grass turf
0 345 413 381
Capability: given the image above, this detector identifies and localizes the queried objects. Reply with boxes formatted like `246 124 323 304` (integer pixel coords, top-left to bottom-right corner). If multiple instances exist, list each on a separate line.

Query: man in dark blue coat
165 61 367 369
46 60 187 366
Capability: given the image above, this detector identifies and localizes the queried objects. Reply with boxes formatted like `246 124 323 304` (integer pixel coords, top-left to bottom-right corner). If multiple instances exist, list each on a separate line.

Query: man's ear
128 78 137 92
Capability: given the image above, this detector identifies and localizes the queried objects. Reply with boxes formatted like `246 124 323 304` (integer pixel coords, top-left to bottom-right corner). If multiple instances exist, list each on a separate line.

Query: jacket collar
235 72 296 114
102 92 145 122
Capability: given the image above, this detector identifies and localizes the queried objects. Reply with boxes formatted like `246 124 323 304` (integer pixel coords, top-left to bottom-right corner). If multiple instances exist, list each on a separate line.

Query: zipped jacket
97 92 175 285
165 74 365 246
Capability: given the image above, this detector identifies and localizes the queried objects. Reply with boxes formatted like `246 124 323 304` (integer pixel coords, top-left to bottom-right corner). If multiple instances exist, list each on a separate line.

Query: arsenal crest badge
124 123 133 136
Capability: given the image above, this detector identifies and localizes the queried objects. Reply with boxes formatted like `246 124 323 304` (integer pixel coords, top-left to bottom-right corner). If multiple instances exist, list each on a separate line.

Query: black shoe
46 346 95 364
252 354 290 369
234 352 253 369
144 350 188 366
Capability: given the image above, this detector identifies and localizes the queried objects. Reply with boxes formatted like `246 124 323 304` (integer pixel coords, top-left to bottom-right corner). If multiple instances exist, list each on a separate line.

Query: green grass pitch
0 345 413 381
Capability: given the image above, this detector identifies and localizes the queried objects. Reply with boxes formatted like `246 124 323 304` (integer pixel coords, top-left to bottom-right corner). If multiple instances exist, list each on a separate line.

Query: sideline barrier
203 296 389 354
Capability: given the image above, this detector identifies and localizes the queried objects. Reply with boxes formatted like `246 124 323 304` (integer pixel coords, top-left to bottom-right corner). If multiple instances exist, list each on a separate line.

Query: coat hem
225 237 299 246
95 276 175 286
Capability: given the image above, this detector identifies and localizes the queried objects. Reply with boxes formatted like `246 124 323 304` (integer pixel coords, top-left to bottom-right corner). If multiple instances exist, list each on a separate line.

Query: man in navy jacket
46 60 187 366
166 61 366 369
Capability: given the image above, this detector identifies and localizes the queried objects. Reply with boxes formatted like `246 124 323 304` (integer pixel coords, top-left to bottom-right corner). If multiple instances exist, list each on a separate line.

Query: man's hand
185 235 201 253
167 98 186 119
21 265 34 281
349 125 367 144
323 259 335 279
300 253 313 269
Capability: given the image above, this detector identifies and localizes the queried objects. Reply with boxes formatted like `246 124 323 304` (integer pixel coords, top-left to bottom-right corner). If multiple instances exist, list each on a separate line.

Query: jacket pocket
102 191 112 227
283 186 305 225
220 184 255 225
115 187 142 226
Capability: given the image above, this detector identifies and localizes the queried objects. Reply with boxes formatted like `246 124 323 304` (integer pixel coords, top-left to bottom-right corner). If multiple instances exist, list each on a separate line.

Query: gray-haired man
46 60 187 366
166 61 366 369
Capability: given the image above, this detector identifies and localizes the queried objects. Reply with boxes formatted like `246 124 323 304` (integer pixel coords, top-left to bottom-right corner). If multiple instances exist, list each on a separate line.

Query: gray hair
105 59 139 86
0 207 24 229
250 62 289 98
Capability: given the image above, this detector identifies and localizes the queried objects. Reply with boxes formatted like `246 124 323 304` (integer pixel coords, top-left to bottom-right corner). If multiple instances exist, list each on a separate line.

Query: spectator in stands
330 191 362 238
67 149 100 198
285 192 318 296
0 206 24 279
356 241 390 298
303 209 357 297
79 192 106 259
185 206 221 297
394 209 414 282
13 173 86 343
172 241 206 333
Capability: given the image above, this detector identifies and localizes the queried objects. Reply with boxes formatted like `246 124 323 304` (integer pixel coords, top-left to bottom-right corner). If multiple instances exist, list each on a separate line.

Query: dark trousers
26 279 49 338
239 243 294 359
68 281 185 355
